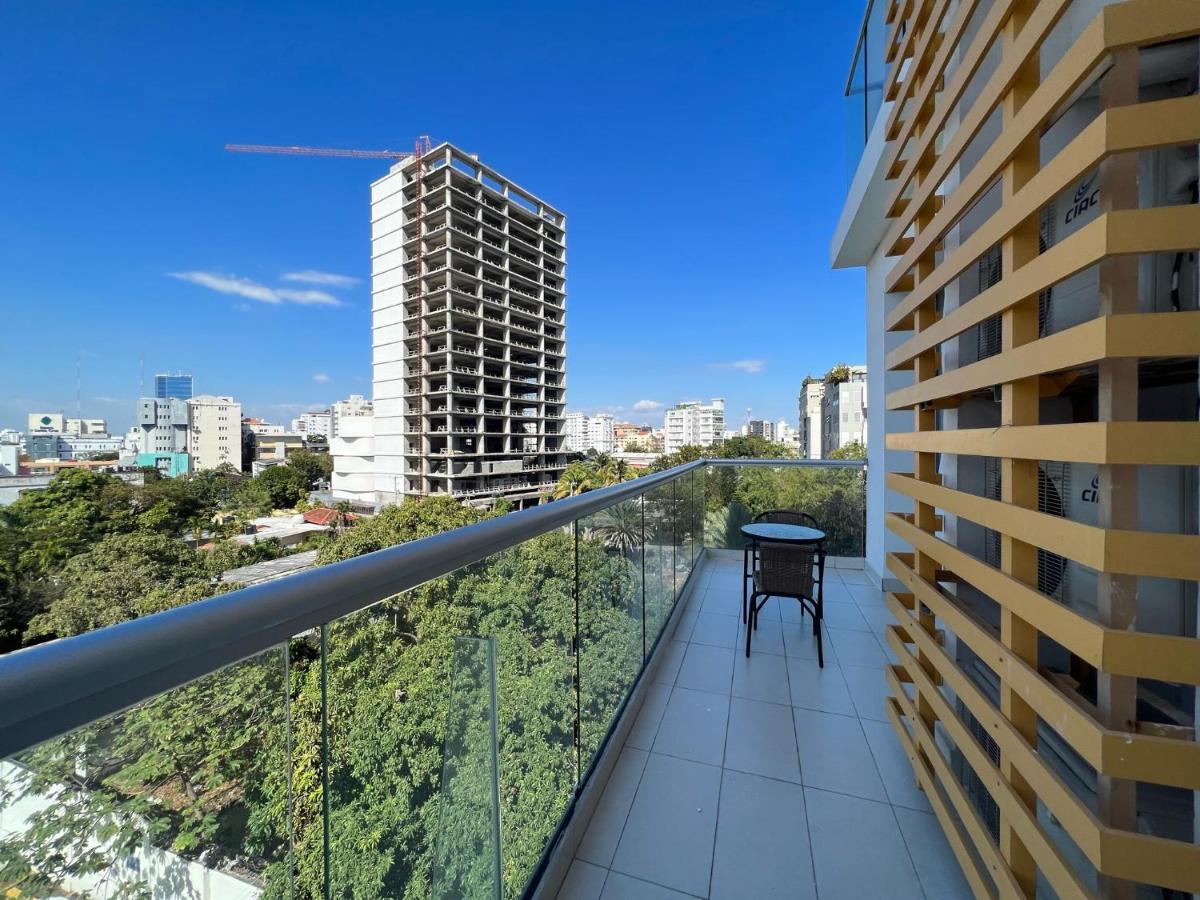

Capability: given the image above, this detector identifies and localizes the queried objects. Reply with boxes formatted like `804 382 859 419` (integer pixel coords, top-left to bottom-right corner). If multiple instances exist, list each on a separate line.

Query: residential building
65 418 107 435
662 398 725 453
831 0 1199 893
371 142 567 508
253 434 306 467
820 365 867 456
187 395 242 472
330 396 374 508
155 372 193 401
798 380 825 459
0 432 21 476
564 411 615 454
774 419 799 453
742 419 775 441
136 397 190 476
57 434 124 460
27 412 65 433
291 410 333 439
242 418 285 437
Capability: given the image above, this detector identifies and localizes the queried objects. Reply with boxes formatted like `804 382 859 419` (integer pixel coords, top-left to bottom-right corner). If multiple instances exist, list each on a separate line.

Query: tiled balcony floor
557 556 970 900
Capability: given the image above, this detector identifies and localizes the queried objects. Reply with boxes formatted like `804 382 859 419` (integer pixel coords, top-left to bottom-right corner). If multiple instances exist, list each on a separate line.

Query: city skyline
0 1 866 431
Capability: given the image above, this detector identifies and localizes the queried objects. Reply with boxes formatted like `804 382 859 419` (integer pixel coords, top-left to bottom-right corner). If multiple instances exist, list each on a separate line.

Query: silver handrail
0 457 863 757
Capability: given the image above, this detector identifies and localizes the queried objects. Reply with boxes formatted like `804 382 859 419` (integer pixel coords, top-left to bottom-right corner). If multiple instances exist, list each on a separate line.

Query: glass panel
693 465 705 564
643 481 675 647
675 471 693 596
324 525 577 900
704 464 867 558
431 636 501 900
577 498 645 772
0 646 294 898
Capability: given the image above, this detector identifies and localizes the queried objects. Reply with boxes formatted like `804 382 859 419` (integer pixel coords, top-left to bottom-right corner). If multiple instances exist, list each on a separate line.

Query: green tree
287 449 333 488
25 532 208 640
551 461 595 499
257 465 310 510
828 439 866 460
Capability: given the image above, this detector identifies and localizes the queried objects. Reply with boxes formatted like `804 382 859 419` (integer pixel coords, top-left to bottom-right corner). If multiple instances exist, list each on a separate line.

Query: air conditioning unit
982 458 1070 603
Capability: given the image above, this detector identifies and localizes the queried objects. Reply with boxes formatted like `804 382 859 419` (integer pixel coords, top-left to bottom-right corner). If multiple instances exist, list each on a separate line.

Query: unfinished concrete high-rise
371 142 567 508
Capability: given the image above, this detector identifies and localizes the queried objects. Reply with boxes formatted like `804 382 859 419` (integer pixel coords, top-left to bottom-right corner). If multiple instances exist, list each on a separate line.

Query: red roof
303 507 358 526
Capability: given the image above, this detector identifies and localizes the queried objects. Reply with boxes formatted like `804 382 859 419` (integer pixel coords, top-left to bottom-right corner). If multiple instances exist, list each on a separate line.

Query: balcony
0 459 969 900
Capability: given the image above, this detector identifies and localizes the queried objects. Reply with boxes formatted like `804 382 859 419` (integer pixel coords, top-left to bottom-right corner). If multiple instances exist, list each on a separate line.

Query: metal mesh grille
977 245 1003 360
954 698 1001 839
1038 202 1056 337
1037 463 1069 600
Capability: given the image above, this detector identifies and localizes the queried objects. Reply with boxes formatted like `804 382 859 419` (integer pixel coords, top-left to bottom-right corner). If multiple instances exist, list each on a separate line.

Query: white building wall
663 399 725 453
187 396 243 472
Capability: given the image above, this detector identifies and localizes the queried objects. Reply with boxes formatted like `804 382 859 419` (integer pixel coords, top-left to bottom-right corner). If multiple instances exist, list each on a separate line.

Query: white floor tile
675 643 734 695
710 770 816 900
558 859 609 900
793 707 887 802
689 612 738 649
847 582 887 607
825 627 888 668
837 568 874 586
741 615 785 656
820 601 871 631
600 871 696 899
804 787 923 900
840 664 891 722
611 754 721 897
700 588 741 618
626 683 672 751
894 806 972 899
860 719 931 813
723 697 801 783
652 640 687 687
652 687 730 767
786 656 856 716
732 650 791 705
781 620 836 663
858 604 896 638
577 747 650 867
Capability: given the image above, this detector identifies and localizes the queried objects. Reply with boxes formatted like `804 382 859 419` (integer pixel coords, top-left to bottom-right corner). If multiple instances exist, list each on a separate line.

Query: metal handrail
0 457 864 757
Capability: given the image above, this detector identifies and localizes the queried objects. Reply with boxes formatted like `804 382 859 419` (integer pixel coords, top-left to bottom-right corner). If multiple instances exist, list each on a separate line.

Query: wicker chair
742 510 820 623
745 538 826 666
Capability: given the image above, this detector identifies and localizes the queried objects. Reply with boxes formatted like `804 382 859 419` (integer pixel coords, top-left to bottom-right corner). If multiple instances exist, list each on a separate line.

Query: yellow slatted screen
880 0 1200 896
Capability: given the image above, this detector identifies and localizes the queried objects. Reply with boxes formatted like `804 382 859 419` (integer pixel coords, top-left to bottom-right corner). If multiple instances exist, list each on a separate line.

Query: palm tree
552 461 594 499
591 500 642 556
595 457 631 487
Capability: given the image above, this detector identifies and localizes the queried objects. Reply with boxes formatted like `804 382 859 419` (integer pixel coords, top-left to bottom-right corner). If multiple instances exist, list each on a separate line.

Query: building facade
564 412 615 454
798 380 825 459
27 413 65 434
370 142 567 508
187 395 242 472
663 399 725 453
136 397 190 476
155 373 194 401
291 411 333 439
820 366 867 456
65 418 107 435
330 395 375 508
831 1 1200 894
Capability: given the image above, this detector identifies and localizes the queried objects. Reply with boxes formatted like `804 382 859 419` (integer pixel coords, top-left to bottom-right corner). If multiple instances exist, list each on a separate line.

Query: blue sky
0 1 866 434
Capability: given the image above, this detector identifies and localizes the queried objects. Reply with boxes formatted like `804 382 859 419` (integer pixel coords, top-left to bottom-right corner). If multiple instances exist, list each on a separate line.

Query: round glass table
740 522 826 545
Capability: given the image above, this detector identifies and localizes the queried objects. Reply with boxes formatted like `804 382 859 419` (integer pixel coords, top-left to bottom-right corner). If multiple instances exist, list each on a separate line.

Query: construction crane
224 143 416 161
227 136 435 495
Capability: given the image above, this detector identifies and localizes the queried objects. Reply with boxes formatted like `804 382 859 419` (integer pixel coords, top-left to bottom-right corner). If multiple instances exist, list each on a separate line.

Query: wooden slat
886 472 1200 580
884 0 1072 221
885 310 1200 409
887 602 1200 890
883 93 1200 309
884 422 1200 466
883 0 950 102
884 0 982 143
885 520 1200 685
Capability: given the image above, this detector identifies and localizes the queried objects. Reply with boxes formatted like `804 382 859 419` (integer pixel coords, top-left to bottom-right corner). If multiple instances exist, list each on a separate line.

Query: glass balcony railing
844 0 887 181
0 458 864 900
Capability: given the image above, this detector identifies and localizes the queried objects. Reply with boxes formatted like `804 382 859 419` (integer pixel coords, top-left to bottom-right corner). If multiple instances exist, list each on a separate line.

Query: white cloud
633 399 663 412
282 270 360 287
313 372 331 384
168 271 342 307
711 359 766 374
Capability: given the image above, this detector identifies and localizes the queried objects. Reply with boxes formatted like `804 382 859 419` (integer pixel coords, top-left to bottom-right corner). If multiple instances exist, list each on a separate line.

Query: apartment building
832 0 1199 895
331 395 375 507
564 411 615 454
663 398 725 454
65 418 107 436
371 142 567 508
798 380 825 459
291 410 333 439
136 397 190 477
820 365 867 455
186 395 242 472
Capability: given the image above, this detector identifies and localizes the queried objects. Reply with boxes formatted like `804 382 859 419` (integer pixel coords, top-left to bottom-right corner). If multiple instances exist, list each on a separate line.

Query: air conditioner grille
977 245 1003 360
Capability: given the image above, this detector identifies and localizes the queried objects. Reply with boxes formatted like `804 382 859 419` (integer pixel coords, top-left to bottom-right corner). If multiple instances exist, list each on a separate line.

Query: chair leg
745 594 756 658
741 547 749 623
814 608 824 668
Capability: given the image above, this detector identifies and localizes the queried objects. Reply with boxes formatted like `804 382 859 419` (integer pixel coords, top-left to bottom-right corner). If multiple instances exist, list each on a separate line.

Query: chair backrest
756 542 817 598
754 509 819 530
